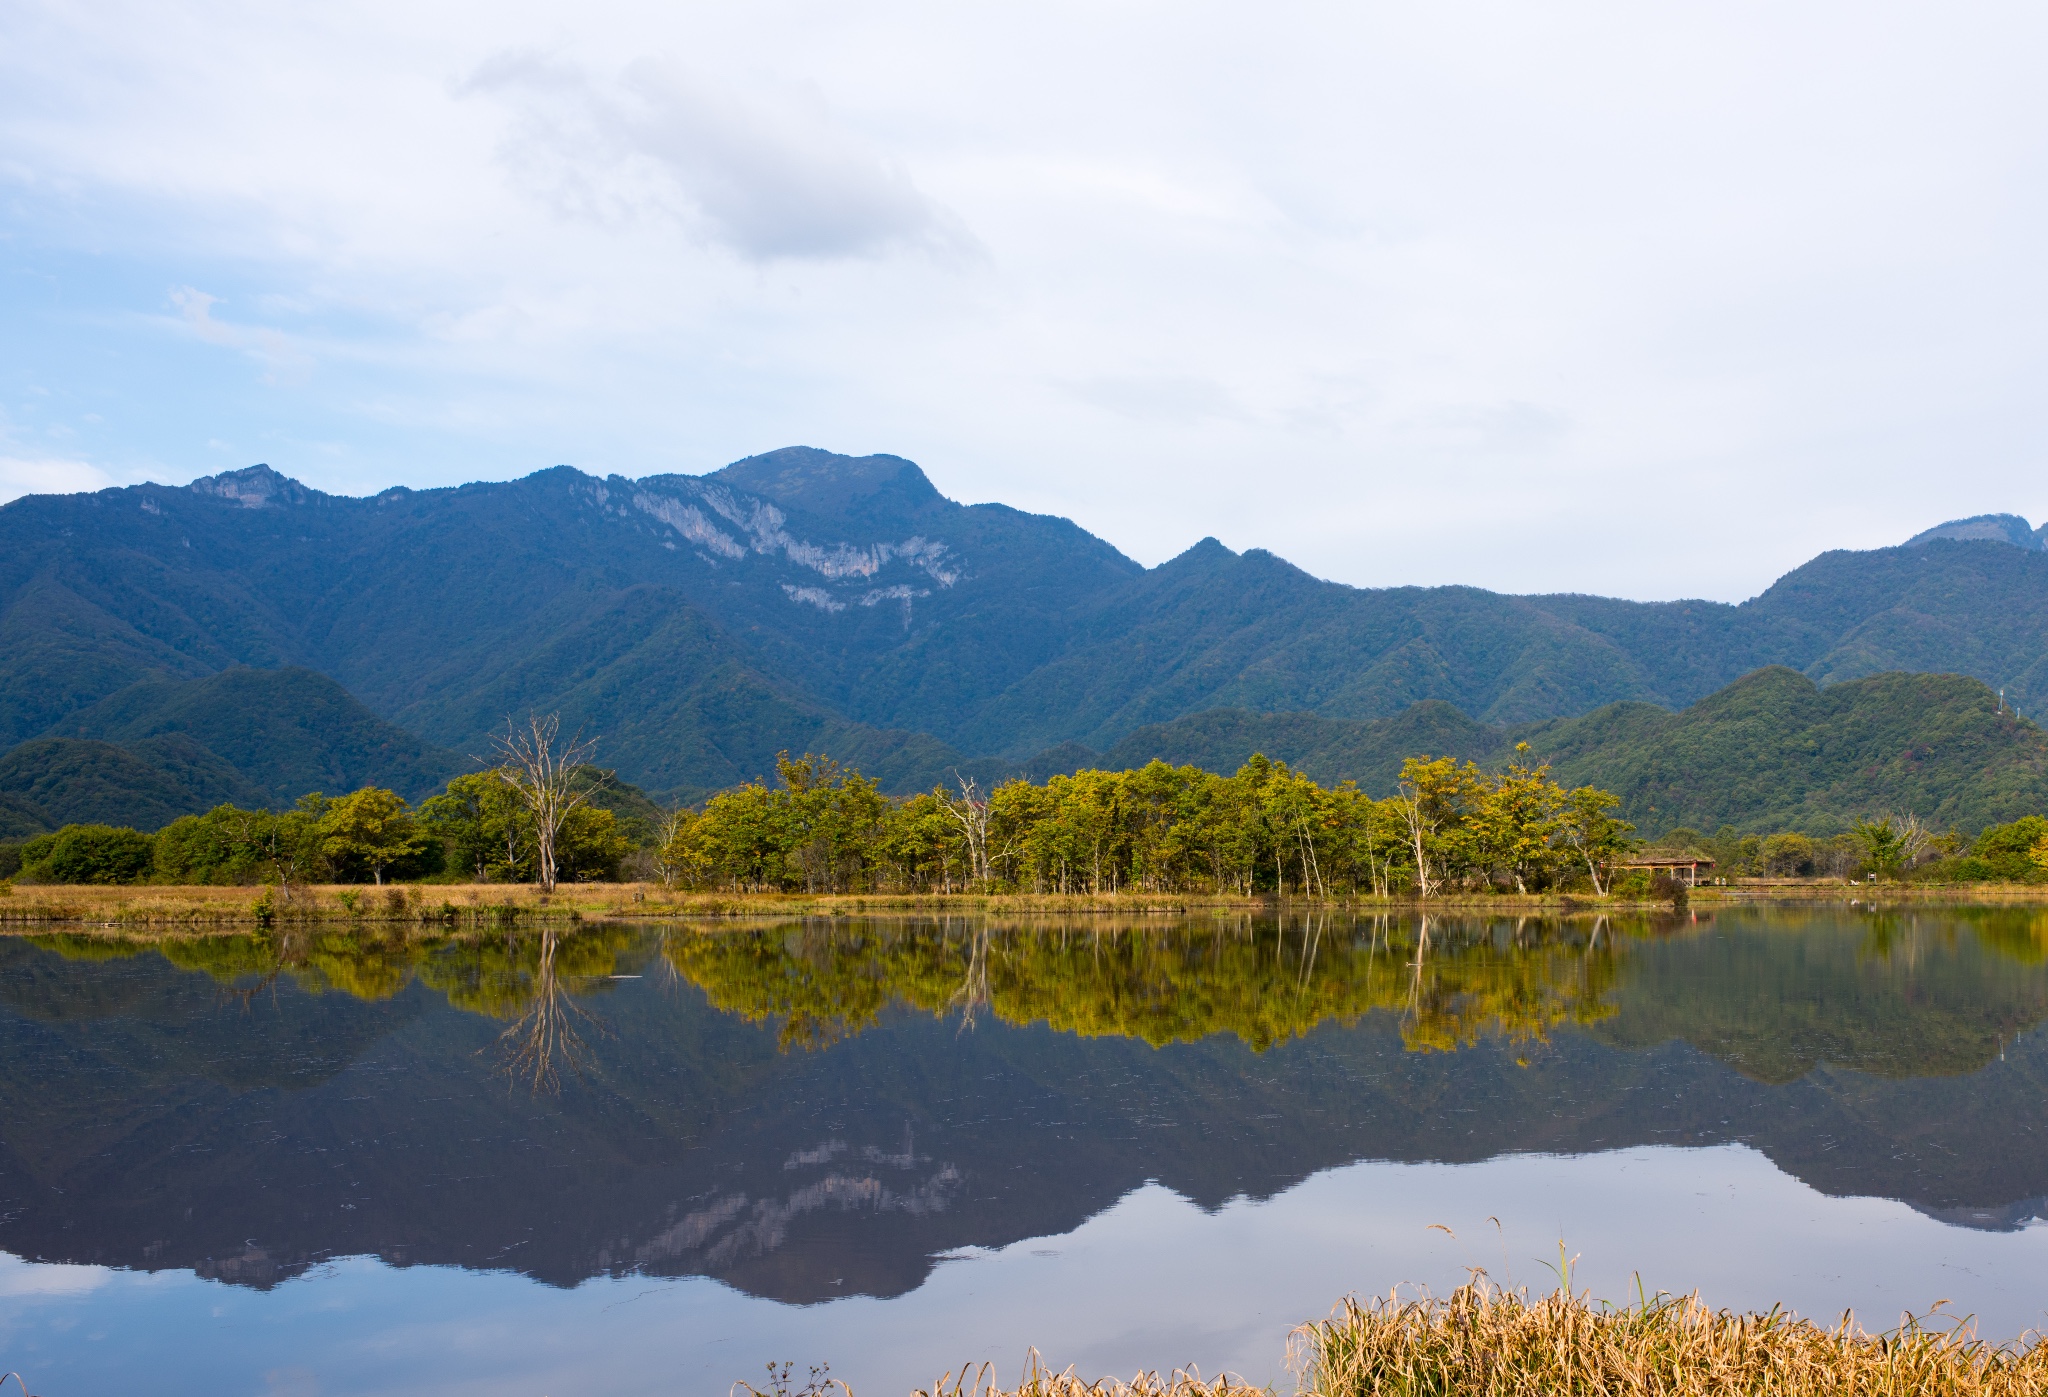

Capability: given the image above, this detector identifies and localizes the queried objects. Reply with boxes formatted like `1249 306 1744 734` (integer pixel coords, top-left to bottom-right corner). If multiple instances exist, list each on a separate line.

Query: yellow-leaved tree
317 787 425 885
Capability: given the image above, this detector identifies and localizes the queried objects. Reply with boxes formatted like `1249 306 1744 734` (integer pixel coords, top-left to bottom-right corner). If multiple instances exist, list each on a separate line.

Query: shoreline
923 1280 2048 1397
2 879 2045 930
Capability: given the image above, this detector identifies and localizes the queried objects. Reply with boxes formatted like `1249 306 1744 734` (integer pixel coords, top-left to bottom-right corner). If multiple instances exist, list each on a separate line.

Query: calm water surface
4 907 2048 1394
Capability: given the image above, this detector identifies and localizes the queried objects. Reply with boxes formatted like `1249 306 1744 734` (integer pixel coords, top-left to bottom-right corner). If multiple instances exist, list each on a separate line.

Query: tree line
1 779 638 890
4 738 1646 897
1655 815 2048 884
2 716 635 893
655 745 1638 897
9 709 2044 894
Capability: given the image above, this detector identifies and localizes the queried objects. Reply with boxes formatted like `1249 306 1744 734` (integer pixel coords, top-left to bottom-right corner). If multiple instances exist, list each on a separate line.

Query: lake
4 906 2048 1395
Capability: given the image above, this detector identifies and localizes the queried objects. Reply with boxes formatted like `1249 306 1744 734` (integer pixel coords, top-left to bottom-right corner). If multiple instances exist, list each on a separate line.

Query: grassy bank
886 1280 2048 1396
0 883 1226 928
1702 879 2048 905
3 880 2046 928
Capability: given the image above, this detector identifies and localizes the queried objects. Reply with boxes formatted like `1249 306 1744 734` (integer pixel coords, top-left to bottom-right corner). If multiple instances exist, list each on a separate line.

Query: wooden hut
1617 851 1717 886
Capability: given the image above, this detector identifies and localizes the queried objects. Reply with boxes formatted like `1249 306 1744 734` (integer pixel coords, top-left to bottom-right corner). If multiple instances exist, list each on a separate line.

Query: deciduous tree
317 787 425 885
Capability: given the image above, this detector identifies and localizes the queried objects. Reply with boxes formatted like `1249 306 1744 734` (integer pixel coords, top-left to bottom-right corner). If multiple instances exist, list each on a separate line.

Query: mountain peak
1160 537 1238 568
707 447 941 517
1905 513 2046 550
187 464 320 509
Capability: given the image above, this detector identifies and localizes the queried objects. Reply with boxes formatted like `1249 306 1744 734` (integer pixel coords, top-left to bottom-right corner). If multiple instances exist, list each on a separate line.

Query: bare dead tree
492 713 602 893
497 930 600 1093
652 807 695 891
1394 787 1441 898
948 922 993 1033
941 774 993 885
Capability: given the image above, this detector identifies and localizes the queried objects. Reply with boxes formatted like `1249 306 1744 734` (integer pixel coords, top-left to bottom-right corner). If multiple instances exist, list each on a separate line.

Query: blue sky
4 0 2047 600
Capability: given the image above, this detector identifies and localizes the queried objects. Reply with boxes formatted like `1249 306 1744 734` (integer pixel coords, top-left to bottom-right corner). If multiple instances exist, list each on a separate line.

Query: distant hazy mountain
1905 513 2048 551
3 447 2046 815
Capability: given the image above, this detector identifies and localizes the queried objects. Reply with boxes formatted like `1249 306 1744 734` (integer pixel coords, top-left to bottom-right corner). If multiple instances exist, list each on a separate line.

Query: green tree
1853 816 1913 879
878 791 969 891
18 824 155 885
1469 745 1567 893
1959 815 2048 883
1557 787 1636 895
694 780 792 890
1759 831 1817 877
154 804 278 884
420 772 531 882
1394 756 1482 897
554 805 631 882
318 787 425 884
651 807 701 890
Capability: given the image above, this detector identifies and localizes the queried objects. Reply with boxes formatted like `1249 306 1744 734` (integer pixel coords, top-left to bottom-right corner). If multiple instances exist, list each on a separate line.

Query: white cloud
0 1252 112 1297
464 51 968 261
167 286 313 384
0 454 119 503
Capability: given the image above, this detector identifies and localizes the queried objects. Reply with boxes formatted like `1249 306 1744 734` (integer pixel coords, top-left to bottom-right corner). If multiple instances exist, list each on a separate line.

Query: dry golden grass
0 881 1789 929
1703 881 2048 906
0 883 1245 929
5 876 2036 931
1292 1278 2048 1397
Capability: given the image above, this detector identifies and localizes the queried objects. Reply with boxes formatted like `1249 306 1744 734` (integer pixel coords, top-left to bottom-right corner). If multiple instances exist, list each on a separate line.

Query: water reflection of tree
27 925 634 1088
29 907 2048 1081
1398 914 1623 1053
663 915 1628 1055
1594 907 2048 1082
494 930 601 1091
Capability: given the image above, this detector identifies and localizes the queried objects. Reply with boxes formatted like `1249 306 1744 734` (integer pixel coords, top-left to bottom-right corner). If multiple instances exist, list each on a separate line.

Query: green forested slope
1043 668 2048 836
1524 668 2048 834
0 736 269 831
50 667 465 802
1074 701 1507 791
0 669 469 830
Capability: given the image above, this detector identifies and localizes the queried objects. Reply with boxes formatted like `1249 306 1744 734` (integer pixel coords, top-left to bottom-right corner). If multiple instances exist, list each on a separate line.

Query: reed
909 1356 1253 1397
1292 1277 2048 1397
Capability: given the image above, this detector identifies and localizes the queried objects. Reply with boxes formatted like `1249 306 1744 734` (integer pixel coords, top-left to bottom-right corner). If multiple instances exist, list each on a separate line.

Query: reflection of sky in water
5 910 2048 1394
8 1148 2048 1396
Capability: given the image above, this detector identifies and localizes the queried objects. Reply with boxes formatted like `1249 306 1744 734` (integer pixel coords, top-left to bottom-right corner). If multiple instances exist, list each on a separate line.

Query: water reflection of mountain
2 910 2046 1305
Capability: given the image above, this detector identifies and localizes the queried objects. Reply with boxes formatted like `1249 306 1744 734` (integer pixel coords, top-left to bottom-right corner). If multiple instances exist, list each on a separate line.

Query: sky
3 1 2046 602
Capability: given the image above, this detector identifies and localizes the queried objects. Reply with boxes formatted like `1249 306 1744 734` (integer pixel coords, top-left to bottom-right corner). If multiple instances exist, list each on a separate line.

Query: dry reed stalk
911 1356 1257 1397
1293 1277 2048 1397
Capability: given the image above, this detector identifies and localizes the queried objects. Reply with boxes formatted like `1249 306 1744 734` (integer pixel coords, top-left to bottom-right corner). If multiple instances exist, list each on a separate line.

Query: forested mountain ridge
0 450 1136 792
3 447 2047 806
1905 512 2048 550
1073 668 2048 836
1529 668 2048 834
0 669 467 832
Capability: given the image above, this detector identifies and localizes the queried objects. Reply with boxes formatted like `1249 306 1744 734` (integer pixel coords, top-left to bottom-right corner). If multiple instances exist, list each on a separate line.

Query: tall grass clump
1293 1276 2048 1397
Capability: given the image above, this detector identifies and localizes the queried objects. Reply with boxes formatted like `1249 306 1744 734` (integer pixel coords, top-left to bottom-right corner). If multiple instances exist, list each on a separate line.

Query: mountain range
2 447 2046 834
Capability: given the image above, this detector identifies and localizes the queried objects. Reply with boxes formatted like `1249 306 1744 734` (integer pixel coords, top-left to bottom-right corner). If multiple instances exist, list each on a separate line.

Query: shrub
1610 869 1653 899
18 824 156 885
1964 815 2048 883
